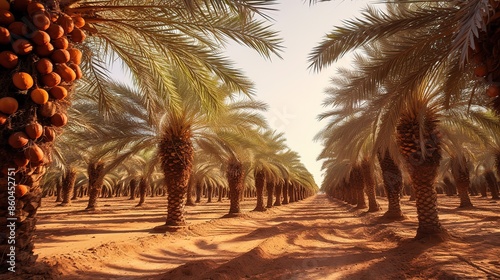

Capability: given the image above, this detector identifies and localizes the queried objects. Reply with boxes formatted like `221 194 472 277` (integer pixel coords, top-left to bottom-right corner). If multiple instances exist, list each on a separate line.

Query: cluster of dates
471 1 500 105
0 0 85 183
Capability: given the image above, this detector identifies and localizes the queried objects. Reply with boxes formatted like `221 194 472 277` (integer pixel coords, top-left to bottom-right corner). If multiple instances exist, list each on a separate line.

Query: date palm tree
158 75 271 226
309 1 500 239
189 155 227 205
316 51 390 213
197 102 270 216
252 130 289 211
69 74 274 227
438 107 495 208
0 0 282 269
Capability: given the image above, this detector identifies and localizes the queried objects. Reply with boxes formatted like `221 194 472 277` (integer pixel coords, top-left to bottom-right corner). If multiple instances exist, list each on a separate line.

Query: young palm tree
396 92 446 239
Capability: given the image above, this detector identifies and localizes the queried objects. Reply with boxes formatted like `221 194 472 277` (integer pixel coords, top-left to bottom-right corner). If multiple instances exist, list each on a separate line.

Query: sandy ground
4 193 500 279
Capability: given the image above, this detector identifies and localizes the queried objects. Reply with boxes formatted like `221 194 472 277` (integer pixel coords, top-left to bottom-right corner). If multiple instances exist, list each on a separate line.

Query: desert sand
4 193 500 279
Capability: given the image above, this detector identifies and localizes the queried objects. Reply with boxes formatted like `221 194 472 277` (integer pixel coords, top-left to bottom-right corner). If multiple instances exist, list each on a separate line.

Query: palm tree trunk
113 183 119 198
55 180 62 202
86 161 106 210
288 183 295 203
274 182 283 206
207 184 213 203
72 184 79 200
195 183 202 203
282 181 289 204
136 177 147 207
493 153 500 199
479 179 488 197
266 181 274 208
442 176 456 196
186 181 195 206
348 183 357 205
0 167 46 271
150 184 155 198
218 185 223 202
129 179 137 200
60 167 77 206
350 166 367 209
361 159 380 212
227 157 244 214
160 129 194 227
451 157 473 208
397 113 448 240
377 150 405 220
484 171 499 200
253 170 266 211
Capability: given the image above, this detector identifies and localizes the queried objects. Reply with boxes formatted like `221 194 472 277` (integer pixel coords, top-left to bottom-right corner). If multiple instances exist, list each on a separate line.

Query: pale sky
226 0 377 185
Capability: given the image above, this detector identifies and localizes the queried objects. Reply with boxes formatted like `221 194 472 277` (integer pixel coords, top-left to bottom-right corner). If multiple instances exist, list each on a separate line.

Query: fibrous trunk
361 159 380 212
266 181 274 208
86 161 105 210
227 157 244 214
186 181 195 206
218 185 223 202
253 170 266 211
129 179 137 200
60 167 76 206
136 177 147 207
493 154 500 199
195 183 201 203
350 166 366 209
1 0 84 270
451 156 473 208
442 176 456 196
72 184 79 200
397 110 447 240
55 180 62 202
282 181 289 204
288 183 295 203
377 150 405 220
484 171 500 200
207 184 213 203
159 129 194 226
274 182 282 206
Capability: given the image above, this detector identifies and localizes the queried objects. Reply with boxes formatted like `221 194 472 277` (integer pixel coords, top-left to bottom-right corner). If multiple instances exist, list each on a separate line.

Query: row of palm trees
311 1 500 240
43 73 317 224
1 0 307 272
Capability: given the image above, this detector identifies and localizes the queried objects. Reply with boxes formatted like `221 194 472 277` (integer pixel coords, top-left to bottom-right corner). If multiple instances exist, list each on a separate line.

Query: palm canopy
64 65 276 182
307 1 499 108
252 130 289 181
308 1 493 69
190 153 228 191
316 38 495 189
61 0 283 115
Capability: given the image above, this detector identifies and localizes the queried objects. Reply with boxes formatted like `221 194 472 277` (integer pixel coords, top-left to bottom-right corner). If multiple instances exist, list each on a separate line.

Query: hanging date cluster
0 0 85 182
